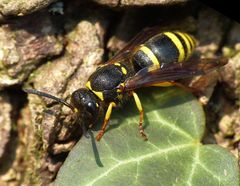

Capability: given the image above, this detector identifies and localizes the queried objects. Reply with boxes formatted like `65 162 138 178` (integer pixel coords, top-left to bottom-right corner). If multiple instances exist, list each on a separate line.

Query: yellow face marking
176 32 192 59
86 81 92 90
163 32 185 62
96 103 99 107
139 45 160 67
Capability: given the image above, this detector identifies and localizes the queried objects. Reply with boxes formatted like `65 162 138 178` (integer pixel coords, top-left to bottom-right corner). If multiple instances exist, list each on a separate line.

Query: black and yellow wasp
24 27 228 141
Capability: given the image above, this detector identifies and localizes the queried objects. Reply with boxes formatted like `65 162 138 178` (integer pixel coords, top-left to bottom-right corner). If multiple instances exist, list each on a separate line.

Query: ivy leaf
55 87 239 186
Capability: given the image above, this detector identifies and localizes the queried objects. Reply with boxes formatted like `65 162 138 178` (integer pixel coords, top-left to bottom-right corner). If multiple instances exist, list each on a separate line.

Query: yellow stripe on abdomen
184 33 196 50
163 32 185 62
138 45 160 67
175 32 192 59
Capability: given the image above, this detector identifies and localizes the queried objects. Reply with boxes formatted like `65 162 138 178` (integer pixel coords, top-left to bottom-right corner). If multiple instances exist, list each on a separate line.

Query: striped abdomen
132 31 196 69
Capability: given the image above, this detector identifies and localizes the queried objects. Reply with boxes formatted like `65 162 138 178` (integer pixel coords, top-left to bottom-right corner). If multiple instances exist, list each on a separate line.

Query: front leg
96 102 116 141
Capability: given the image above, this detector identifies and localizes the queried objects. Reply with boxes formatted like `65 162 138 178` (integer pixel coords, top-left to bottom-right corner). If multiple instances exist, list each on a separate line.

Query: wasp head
70 88 100 129
24 88 100 137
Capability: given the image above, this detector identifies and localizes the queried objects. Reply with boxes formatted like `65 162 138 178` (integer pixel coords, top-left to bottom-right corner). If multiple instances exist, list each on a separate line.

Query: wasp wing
107 26 162 63
124 58 228 91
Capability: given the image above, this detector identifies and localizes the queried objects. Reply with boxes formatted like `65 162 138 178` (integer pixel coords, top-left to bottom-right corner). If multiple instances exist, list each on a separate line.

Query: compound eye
86 102 97 115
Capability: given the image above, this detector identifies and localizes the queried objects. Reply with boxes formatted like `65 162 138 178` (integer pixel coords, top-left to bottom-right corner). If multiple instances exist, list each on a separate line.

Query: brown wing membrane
107 26 162 64
124 58 228 91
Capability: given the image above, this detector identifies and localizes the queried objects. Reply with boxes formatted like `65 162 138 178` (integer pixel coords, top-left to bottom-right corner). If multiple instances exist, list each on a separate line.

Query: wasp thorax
71 88 100 123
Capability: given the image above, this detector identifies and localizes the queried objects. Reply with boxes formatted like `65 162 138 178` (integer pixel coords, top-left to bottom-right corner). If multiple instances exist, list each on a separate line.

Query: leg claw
141 132 148 141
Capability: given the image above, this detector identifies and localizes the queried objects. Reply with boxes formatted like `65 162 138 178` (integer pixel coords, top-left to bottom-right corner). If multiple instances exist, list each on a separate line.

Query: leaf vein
87 144 193 186
152 111 193 140
186 147 199 186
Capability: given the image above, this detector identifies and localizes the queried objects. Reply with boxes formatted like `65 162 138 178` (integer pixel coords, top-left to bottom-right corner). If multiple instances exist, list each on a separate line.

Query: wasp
24 27 228 141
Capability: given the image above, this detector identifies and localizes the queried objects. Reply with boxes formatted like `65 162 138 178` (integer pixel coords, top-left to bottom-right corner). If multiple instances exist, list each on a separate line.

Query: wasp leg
96 102 116 141
132 91 148 140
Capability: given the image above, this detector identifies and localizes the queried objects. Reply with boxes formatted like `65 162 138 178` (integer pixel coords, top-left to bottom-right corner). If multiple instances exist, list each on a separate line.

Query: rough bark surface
0 11 64 89
0 92 11 160
93 0 187 7
0 0 56 20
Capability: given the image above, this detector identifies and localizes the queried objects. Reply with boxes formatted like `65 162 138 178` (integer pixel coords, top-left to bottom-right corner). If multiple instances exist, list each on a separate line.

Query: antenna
23 88 75 111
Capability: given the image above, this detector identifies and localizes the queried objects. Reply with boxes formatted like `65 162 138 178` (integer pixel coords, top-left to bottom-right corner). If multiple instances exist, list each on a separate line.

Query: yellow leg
132 91 148 140
96 102 116 141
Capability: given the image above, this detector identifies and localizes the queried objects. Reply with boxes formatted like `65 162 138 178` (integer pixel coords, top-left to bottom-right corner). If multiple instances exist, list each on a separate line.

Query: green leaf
54 87 239 186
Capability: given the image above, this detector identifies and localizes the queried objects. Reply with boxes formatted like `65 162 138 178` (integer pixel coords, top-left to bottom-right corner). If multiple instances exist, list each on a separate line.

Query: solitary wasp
24 27 228 141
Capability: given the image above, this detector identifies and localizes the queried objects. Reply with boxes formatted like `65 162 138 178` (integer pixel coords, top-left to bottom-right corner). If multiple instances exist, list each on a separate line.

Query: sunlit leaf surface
55 87 239 186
